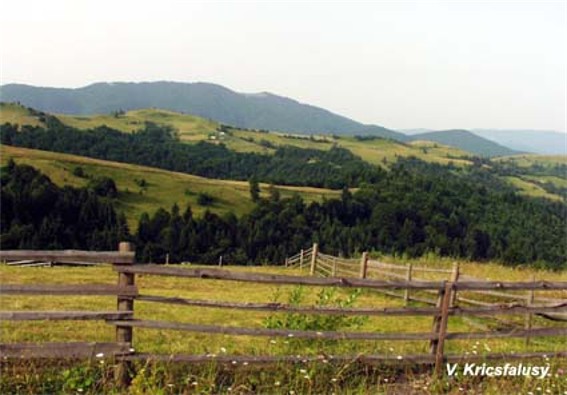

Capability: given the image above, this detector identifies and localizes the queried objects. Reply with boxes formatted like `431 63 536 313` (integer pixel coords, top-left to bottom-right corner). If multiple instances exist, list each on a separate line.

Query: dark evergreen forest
1 119 565 269
0 161 128 250
1 160 565 270
0 120 383 189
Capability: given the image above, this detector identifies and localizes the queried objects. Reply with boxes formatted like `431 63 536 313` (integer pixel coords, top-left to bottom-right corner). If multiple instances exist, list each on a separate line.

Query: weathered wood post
218 255 223 267
449 262 460 307
404 263 413 305
430 281 452 376
359 251 369 279
525 275 536 346
309 243 318 276
299 249 305 270
115 241 135 387
332 257 337 277
285 258 289 268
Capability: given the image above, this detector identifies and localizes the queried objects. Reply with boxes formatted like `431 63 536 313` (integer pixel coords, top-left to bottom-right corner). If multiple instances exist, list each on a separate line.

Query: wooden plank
470 290 528 300
114 265 446 290
434 283 452 376
0 342 132 359
0 250 134 264
136 294 443 316
0 284 138 296
455 281 567 291
0 311 133 321
106 319 437 341
447 327 567 340
454 303 567 316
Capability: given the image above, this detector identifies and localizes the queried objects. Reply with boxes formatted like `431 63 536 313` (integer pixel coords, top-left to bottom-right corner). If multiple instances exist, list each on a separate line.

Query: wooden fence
1 243 567 388
287 244 567 316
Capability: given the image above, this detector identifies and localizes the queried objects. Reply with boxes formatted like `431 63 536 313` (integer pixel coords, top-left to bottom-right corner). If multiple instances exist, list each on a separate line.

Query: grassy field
4 102 567 202
0 145 341 230
1 261 565 394
1 102 474 166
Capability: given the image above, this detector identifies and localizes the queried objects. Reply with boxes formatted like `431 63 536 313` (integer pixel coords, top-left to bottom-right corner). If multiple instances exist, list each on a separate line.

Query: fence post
332 257 337 277
299 249 305 270
115 241 135 388
218 255 223 267
285 258 289 268
359 251 368 279
310 243 318 276
404 263 413 305
525 275 535 346
449 262 460 307
430 281 452 376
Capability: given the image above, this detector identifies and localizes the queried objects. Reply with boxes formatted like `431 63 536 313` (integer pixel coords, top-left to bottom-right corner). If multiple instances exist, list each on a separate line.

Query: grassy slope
55 107 475 167
2 103 565 201
0 145 341 230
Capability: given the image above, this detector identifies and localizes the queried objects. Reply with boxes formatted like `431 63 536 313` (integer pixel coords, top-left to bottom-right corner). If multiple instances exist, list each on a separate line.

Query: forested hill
0 82 402 139
0 120 385 189
2 160 565 270
409 130 519 157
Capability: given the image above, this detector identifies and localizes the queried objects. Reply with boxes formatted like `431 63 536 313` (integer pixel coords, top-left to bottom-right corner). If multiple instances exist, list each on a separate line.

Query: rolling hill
0 102 474 167
0 145 341 229
2 103 564 201
410 129 519 157
0 81 403 139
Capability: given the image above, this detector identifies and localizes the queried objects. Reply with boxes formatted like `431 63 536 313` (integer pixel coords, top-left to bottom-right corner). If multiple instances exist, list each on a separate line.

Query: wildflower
167 384 174 388
304 375 310 380
384 378 389 382
220 347 227 353
300 369 307 374
397 355 403 360
288 333 294 338
389 347 394 352
243 362 249 366
331 378 337 383
316 331 323 336
191 381 198 386
95 352 104 358
77 389 83 393
270 340 277 344
275 381 281 386
129 348 135 352
232 360 237 365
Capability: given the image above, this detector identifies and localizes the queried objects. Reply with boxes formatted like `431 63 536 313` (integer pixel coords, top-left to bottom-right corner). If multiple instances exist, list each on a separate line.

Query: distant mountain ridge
0 81 536 157
0 81 404 140
410 130 519 157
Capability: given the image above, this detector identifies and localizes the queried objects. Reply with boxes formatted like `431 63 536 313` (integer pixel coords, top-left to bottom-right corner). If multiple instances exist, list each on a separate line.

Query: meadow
3 102 565 202
0 145 341 230
1 260 566 394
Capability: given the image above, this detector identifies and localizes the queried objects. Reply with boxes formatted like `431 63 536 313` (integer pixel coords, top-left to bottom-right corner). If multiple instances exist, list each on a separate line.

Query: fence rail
287 244 567 312
2 243 566 389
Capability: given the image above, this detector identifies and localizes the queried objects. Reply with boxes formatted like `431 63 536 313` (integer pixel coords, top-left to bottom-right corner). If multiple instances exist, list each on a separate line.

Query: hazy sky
1 1 565 132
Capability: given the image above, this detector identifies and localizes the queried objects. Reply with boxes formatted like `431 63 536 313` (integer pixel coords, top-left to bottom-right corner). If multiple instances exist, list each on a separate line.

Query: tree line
1 161 128 250
0 120 384 189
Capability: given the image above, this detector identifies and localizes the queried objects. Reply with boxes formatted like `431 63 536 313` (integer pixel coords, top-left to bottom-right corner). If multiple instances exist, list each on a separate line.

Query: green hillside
0 102 473 166
0 145 341 230
2 103 565 201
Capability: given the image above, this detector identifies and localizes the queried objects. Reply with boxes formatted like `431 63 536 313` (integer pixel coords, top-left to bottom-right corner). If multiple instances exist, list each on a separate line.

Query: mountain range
1 81 562 157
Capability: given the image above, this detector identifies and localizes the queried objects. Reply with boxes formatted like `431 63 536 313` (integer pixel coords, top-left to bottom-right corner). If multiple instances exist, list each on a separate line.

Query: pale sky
1 1 565 132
